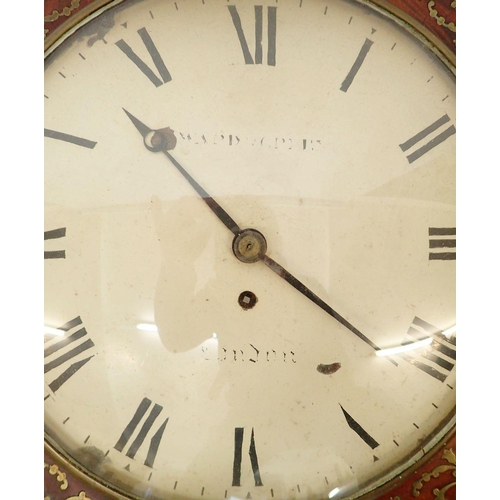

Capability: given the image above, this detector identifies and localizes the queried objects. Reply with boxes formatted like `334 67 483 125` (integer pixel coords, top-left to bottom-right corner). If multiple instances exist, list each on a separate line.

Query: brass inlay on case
428 1 456 35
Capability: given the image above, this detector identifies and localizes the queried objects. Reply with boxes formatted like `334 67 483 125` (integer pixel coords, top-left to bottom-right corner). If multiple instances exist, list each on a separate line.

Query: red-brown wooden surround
43 1 456 499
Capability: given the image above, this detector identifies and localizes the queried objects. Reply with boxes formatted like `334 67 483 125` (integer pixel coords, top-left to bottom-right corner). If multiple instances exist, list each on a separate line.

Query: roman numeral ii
399 114 456 164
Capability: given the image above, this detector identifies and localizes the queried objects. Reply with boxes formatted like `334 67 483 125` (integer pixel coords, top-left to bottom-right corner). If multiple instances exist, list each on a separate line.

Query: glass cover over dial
44 0 456 499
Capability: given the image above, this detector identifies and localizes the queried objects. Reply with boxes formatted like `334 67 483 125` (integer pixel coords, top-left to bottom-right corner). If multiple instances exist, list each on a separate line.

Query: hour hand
122 109 242 236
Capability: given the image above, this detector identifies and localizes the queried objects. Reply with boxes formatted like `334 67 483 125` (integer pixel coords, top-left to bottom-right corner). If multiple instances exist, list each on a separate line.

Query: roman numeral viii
114 397 169 468
232 427 263 487
399 114 456 164
228 5 277 66
116 28 172 87
44 316 95 393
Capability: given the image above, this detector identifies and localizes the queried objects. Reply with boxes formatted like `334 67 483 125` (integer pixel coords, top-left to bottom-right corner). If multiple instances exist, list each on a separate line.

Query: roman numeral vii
114 397 169 468
228 5 277 66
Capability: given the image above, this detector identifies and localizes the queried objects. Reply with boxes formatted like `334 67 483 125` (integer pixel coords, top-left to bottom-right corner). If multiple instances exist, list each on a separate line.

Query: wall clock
44 0 456 499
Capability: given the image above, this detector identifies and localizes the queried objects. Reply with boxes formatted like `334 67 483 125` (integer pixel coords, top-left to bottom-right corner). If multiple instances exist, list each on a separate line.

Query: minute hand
261 254 397 364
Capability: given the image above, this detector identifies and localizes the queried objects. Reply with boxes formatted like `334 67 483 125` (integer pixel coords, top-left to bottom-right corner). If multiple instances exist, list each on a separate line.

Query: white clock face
44 0 456 499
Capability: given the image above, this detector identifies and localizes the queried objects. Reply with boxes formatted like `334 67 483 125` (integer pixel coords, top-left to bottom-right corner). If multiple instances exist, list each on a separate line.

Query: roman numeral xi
116 27 172 87
228 5 277 66
114 397 169 468
44 316 95 394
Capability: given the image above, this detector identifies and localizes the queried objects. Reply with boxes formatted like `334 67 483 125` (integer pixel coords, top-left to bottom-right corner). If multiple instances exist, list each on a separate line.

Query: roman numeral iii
398 317 456 382
428 227 456 261
228 5 277 66
399 114 456 164
116 27 172 87
44 316 95 393
232 427 263 487
114 397 169 468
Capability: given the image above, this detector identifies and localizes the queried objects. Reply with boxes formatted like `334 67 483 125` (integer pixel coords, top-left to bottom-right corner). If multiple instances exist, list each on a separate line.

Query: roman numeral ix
398 317 456 382
44 227 66 259
232 427 263 487
44 316 95 393
399 114 456 164
116 27 172 87
429 227 456 261
114 397 169 468
228 5 277 66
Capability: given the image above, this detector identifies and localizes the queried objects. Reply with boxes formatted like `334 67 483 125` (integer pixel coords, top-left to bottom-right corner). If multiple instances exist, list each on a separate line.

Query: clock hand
123 108 242 236
123 109 394 362
260 254 397 365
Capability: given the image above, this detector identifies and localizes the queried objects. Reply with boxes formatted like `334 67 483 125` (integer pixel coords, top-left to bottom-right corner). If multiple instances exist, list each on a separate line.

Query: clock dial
44 0 456 499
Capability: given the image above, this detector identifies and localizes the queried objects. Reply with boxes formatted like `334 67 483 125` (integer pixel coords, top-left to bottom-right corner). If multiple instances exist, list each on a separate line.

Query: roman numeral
340 38 374 92
116 27 172 87
114 397 169 468
340 405 379 450
429 227 456 260
232 427 263 487
399 114 456 164
44 129 97 149
44 228 66 259
44 317 95 393
398 317 456 382
227 5 277 66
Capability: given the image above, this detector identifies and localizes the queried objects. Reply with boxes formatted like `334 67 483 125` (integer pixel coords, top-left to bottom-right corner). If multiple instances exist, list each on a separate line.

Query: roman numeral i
116 28 172 87
228 5 277 66
114 397 169 468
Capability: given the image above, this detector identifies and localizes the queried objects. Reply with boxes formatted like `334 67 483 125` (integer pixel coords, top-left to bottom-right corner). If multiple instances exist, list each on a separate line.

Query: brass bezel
44 1 456 498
